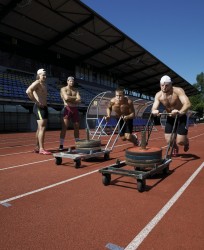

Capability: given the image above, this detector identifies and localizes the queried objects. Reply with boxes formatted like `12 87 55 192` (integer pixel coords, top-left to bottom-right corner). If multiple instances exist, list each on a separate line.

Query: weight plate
75 139 101 148
125 146 162 168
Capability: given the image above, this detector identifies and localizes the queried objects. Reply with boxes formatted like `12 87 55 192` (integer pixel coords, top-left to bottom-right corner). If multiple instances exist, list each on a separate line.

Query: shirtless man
152 75 191 156
26 69 51 155
59 76 81 150
106 88 139 146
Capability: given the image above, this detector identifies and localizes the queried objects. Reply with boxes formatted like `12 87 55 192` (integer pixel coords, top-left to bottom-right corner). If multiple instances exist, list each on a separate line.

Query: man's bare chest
65 89 76 96
160 94 179 107
36 85 47 95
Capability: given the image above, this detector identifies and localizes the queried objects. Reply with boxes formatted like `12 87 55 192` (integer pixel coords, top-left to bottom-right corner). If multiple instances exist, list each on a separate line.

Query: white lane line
124 162 204 250
0 159 53 171
0 169 99 205
0 151 40 157
0 149 57 157
0 143 126 171
0 140 127 158
0 140 59 151
0 144 125 171
0 132 203 169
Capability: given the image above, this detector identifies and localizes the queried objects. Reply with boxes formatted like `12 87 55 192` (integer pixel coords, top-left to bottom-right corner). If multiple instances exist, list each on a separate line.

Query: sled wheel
104 153 110 161
115 159 121 168
75 159 81 168
55 157 62 165
163 165 170 175
102 174 111 186
137 179 146 192
134 166 141 171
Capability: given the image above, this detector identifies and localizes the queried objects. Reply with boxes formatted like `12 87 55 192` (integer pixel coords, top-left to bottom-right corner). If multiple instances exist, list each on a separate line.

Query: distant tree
189 72 204 117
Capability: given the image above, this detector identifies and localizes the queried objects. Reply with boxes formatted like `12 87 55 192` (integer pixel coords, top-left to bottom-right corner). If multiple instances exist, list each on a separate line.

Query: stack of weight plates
75 139 101 153
125 147 162 169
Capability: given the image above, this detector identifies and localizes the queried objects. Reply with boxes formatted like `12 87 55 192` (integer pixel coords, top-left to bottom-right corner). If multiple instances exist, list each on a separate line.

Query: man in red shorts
26 69 51 155
59 76 81 150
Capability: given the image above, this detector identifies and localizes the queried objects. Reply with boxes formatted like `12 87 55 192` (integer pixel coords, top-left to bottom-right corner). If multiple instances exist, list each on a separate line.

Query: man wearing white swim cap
26 69 51 155
152 75 191 156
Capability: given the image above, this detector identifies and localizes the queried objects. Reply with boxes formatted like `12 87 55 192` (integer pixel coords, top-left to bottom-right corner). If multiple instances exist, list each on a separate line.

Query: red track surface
0 125 204 250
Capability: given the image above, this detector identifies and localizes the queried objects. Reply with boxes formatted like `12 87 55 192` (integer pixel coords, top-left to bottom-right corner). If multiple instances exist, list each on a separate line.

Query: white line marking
124 162 204 250
0 132 203 170
0 142 127 171
0 159 53 171
0 151 39 157
0 169 99 205
0 140 59 152
0 143 115 157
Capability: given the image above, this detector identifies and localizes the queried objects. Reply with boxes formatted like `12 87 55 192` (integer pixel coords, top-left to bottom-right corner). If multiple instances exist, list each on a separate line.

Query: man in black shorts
152 75 191 156
26 69 51 155
106 88 139 146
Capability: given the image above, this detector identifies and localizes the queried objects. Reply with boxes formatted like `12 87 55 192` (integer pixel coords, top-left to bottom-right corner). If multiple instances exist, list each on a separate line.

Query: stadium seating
133 117 148 131
0 70 108 106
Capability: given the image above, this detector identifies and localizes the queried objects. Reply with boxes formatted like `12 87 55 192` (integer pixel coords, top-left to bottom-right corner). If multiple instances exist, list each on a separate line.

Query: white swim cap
37 69 46 75
160 75 172 84
67 76 74 81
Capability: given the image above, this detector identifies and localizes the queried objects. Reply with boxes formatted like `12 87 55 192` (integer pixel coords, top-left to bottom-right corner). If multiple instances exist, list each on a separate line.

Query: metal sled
53 116 126 168
99 113 179 192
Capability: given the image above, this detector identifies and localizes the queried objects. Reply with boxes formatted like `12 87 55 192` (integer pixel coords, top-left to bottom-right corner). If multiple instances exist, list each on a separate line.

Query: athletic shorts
165 114 188 135
63 106 79 123
118 118 133 136
33 104 48 120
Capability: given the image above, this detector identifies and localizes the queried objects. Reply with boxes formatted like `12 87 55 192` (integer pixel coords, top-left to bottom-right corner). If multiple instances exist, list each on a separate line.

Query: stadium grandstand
0 0 199 132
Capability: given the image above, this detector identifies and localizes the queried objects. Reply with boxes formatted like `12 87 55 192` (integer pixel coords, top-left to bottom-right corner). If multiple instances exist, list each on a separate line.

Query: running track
0 124 204 250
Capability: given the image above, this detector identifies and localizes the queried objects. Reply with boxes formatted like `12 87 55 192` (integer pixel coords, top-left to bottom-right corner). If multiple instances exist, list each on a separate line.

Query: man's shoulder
173 86 183 92
125 96 132 103
172 86 186 96
156 90 162 98
61 86 70 92
61 86 67 90
110 97 116 102
29 79 40 89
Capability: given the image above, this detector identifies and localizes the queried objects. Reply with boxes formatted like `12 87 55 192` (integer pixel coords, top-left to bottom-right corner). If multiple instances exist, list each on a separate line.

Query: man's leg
124 120 139 146
34 128 40 152
59 118 69 150
165 133 179 156
72 107 80 141
37 119 51 155
124 133 139 145
73 122 80 141
184 138 189 152
176 115 189 152
177 135 189 152
164 117 179 156
33 104 40 152
130 133 140 146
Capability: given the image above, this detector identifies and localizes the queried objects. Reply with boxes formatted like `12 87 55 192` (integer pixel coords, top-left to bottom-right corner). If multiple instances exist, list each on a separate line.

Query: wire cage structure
85 91 154 136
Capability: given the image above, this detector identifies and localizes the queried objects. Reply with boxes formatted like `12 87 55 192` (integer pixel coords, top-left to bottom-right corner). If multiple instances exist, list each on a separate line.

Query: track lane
0 125 204 249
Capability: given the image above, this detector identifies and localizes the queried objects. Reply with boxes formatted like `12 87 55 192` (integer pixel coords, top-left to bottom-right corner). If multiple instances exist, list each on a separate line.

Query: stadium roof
0 0 199 97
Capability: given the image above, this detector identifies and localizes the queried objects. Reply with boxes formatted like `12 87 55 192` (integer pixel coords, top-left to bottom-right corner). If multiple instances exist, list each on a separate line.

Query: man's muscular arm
123 99 135 121
151 92 160 116
26 80 43 107
75 91 81 103
172 88 191 115
61 88 76 103
106 99 114 121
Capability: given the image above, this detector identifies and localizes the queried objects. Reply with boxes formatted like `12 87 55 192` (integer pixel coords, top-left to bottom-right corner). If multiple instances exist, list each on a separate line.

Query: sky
81 0 204 85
